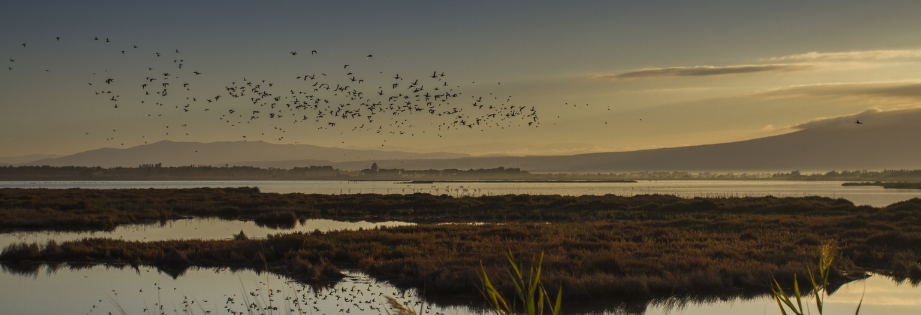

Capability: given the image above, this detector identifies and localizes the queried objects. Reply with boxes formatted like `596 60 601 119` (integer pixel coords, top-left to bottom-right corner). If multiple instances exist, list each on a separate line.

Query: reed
479 250 561 315
772 241 863 315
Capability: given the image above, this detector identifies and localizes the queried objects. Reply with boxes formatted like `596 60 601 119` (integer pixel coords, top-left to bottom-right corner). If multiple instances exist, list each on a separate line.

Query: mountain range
13 108 921 172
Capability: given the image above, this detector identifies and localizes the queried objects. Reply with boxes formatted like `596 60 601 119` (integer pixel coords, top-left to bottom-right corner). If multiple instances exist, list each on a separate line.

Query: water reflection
2 180 920 207
0 264 478 315
2 263 921 315
641 275 921 315
0 218 412 249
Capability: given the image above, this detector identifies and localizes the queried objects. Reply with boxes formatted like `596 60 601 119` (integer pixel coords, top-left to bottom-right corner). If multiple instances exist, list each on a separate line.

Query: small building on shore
362 162 402 177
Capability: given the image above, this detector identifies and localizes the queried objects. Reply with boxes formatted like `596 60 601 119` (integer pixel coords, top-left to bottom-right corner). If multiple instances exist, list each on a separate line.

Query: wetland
2 186 921 314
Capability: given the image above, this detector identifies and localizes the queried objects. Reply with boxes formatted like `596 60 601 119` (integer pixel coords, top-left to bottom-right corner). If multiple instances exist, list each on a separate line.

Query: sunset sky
2 1 921 157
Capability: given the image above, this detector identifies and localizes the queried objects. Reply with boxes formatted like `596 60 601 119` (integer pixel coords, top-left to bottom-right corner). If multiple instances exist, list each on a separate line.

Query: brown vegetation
6 206 921 302
2 187 911 231
3 188 921 306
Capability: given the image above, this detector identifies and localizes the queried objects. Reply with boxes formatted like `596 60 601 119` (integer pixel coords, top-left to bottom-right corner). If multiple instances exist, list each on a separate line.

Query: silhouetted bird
856 119 863 124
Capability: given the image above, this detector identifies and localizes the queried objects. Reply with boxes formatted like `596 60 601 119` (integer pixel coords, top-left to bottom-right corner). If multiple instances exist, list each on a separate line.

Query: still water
2 180 920 207
1 264 920 315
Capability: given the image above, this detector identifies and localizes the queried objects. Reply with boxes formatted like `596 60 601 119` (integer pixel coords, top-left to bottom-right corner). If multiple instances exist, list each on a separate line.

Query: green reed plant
772 241 863 315
479 250 562 315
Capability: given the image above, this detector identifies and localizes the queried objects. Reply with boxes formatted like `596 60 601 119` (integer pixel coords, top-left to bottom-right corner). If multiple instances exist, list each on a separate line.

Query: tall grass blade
773 293 789 315
793 275 803 312
552 285 562 315
772 279 802 315
480 250 559 315
854 291 864 315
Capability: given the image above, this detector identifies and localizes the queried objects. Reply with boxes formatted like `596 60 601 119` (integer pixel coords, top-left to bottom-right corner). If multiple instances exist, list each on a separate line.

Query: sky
2 0 921 157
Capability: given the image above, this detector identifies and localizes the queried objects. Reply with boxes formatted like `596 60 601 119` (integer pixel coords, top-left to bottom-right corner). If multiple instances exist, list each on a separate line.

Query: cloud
593 64 816 80
792 107 921 130
766 49 921 61
752 81 921 101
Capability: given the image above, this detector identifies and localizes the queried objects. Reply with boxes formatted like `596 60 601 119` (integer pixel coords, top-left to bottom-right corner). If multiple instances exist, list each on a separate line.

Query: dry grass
2 187 912 231
3 188 921 305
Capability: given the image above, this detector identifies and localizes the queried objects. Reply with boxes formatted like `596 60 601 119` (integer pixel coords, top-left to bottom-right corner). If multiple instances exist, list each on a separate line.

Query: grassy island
3 188 921 305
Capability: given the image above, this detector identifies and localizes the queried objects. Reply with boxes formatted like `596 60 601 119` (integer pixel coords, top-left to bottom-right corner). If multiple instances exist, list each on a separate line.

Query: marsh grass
4 218 900 303
772 241 864 315
4 187 911 232
479 250 561 315
4 189 921 306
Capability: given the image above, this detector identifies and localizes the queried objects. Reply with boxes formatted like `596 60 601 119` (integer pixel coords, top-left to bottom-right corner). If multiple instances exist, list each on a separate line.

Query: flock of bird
4 36 545 147
84 272 453 315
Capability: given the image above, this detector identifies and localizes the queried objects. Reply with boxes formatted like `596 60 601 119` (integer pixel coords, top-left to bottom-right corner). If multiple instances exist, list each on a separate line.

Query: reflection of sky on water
2 265 920 315
2 180 920 207
0 218 412 249
0 265 476 315
643 275 921 315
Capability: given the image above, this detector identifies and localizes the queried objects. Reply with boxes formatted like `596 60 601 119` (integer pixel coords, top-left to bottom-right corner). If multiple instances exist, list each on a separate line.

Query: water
0 218 412 249
1 264 920 315
0 265 474 315
2 180 920 207
2 181 920 314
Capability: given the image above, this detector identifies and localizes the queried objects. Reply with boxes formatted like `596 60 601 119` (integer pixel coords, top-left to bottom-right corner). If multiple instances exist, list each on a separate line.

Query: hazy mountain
330 108 921 172
343 142 604 156
21 141 469 168
19 108 921 172
0 154 63 165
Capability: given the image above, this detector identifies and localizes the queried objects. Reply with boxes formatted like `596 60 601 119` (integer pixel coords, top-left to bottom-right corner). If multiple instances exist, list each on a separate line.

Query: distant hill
19 108 921 172
329 108 921 172
21 141 469 168
0 154 63 165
